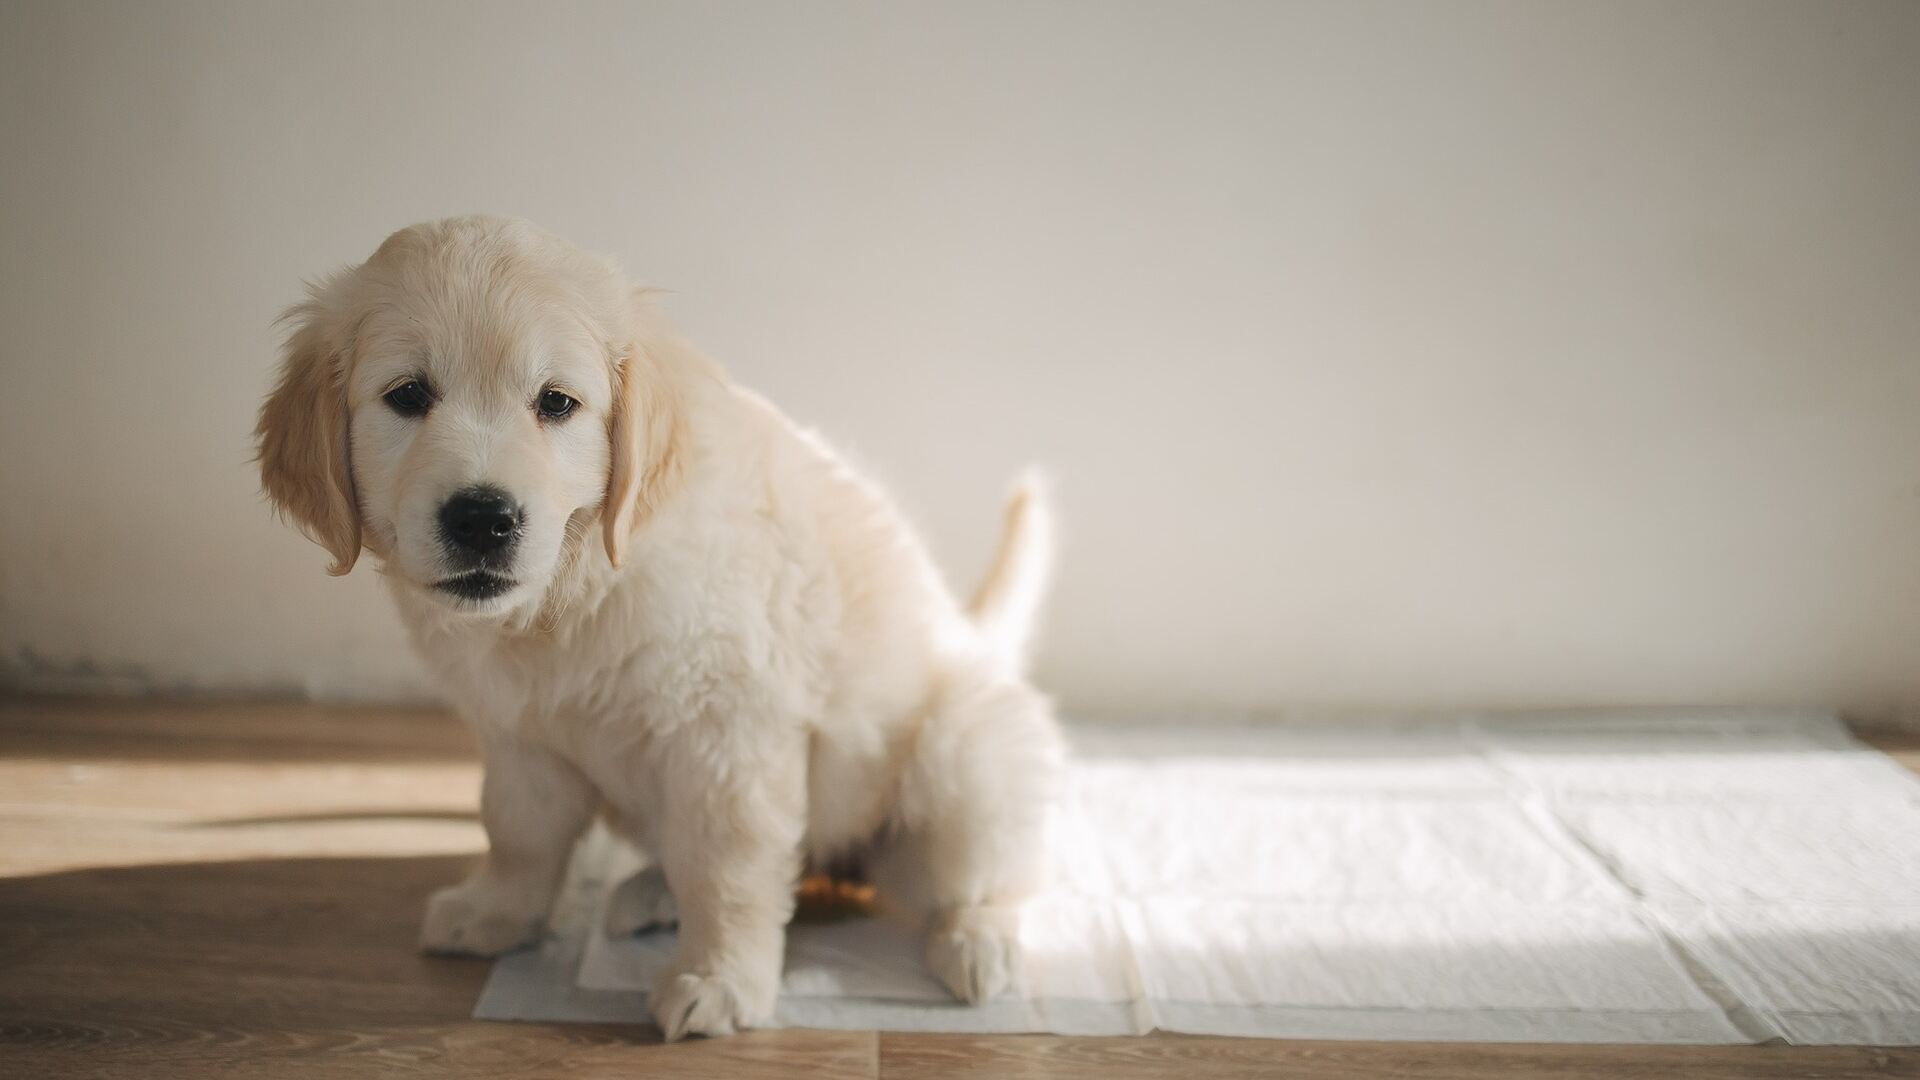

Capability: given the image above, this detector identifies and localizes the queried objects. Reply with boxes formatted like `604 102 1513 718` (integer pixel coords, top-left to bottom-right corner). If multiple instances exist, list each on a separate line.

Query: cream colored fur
256 216 1063 1039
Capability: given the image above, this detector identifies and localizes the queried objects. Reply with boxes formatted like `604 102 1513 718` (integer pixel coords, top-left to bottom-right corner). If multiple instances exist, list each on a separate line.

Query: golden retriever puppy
256 216 1062 1039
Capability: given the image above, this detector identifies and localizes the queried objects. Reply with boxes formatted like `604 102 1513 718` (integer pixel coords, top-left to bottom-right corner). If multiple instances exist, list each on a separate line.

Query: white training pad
475 712 1920 1043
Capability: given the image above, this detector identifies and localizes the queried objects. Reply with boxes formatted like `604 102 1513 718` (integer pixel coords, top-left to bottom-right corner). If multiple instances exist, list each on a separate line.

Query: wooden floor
1 697 1914 1078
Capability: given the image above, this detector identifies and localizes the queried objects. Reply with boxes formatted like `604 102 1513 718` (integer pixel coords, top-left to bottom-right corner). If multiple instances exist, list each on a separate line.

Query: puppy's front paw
604 865 679 936
926 915 1019 1003
420 881 544 957
651 970 773 1041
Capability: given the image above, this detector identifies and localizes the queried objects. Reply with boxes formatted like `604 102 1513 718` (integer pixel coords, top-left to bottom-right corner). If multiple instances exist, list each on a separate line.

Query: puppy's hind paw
926 913 1018 1004
604 865 679 937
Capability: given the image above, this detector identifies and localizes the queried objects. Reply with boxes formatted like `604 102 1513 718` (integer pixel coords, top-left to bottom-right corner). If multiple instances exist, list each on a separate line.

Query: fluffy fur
256 216 1063 1039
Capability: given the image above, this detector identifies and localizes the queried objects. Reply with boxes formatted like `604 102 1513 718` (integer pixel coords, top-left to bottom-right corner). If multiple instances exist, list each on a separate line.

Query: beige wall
3 1 1917 720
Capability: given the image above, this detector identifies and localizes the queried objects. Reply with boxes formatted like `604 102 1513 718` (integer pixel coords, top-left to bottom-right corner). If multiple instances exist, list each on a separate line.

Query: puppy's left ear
602 298 686 568
255 297 362 576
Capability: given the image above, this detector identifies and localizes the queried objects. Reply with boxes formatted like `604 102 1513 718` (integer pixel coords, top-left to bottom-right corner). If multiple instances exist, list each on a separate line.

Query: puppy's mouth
434 571 517 602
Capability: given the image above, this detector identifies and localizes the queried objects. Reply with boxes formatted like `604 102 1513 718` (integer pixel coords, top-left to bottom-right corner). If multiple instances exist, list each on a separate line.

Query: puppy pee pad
475 712 1920 1044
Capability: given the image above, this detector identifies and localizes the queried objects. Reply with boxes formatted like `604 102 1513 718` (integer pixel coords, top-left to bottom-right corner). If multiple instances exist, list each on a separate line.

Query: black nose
438 486 522 556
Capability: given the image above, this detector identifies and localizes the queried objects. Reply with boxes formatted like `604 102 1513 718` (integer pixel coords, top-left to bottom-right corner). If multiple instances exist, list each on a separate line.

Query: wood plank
1858 730 1920 775
2 1022 877 1080
0 696 475 762
878 1033 1917 1079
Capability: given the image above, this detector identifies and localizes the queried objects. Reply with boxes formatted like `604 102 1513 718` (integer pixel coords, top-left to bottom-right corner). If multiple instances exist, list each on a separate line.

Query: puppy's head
256 216 678 615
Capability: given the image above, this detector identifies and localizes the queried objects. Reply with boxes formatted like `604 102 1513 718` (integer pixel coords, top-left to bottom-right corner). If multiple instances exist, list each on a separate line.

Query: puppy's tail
966 469 1055 676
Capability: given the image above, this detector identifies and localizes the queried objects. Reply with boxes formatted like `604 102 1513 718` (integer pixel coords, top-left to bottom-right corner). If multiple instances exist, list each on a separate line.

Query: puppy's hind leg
605 863 680 936
599 816 680 936
870 676 1064 1003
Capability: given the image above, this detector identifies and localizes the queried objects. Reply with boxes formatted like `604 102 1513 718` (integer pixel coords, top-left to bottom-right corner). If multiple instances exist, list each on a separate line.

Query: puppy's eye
383 380 433 416
537 389 579 420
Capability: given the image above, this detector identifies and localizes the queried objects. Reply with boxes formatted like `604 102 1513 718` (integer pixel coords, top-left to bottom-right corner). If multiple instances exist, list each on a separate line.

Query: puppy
255 216 1063 1039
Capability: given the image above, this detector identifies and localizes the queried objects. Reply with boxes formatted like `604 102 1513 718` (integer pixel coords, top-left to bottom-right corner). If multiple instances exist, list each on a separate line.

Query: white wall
3 1 1917 720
